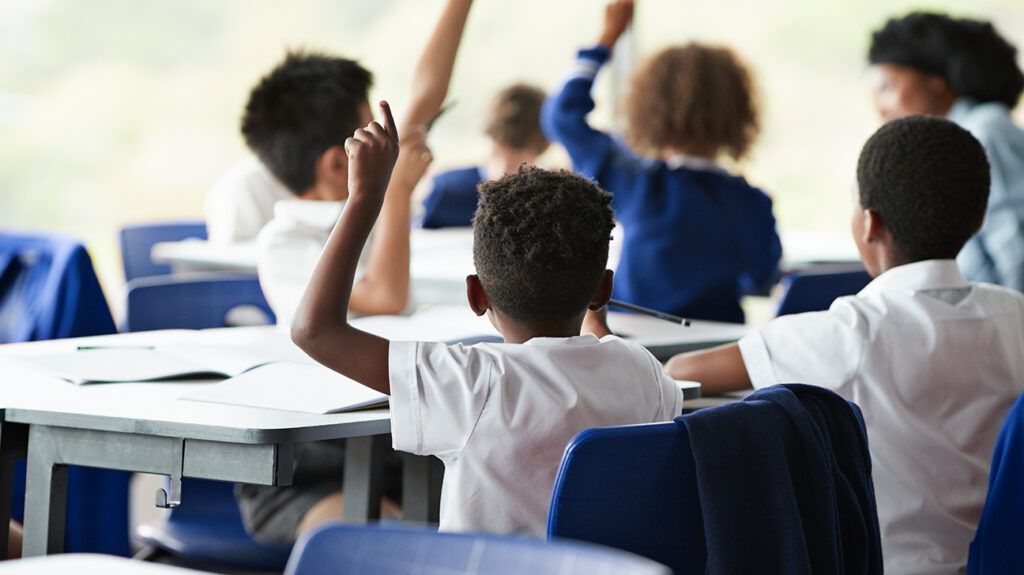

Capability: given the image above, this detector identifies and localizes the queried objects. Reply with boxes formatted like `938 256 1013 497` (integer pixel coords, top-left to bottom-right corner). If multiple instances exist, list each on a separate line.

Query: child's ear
588 269 614 311
863 208 886 242
466 275 490 317
318 145 349 187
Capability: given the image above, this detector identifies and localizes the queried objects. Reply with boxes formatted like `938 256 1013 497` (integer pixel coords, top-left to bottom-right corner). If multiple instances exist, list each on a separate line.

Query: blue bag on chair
0 230 130 556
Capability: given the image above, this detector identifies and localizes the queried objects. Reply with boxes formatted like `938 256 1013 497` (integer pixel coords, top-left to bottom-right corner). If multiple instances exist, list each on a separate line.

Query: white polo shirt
388 334 684 537
205 157 294 244
739 260 1024 575
256 199 351 328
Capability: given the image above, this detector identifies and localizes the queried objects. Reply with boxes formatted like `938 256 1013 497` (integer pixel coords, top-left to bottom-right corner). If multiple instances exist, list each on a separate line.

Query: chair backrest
124 273 274 332
547 421 706 575
0 230 116 343
285 523 671 575
967 393 1024 575
119 220 207 282
775 268 871 316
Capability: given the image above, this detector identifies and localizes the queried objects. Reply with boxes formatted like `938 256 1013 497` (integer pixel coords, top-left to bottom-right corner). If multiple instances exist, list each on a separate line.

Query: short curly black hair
241 51 373 195
472 167 615 322
857 115 990 262
869 12 1024 108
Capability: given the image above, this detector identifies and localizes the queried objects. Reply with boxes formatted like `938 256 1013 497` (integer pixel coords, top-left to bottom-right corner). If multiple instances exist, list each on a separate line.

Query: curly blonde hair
625 43 760 161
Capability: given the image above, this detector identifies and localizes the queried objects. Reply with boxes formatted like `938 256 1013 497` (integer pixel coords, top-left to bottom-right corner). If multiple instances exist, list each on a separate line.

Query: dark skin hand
291 101 401 395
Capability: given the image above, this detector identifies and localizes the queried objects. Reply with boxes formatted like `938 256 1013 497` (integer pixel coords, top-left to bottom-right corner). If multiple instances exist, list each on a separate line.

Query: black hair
857 115 990 262
472 167 615 323
241 51 373 195
869 12 1024 108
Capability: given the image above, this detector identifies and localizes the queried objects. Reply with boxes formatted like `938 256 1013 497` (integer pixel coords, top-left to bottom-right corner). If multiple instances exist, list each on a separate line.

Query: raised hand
598 0 634 50
390 126 434 196
345 100 401 204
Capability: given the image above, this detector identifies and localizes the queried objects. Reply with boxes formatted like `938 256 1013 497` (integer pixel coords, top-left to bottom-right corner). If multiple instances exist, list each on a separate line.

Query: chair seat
135 517 292 571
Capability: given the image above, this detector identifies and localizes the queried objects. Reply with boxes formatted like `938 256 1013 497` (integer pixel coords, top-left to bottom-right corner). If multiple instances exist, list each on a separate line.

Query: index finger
378 100 399 144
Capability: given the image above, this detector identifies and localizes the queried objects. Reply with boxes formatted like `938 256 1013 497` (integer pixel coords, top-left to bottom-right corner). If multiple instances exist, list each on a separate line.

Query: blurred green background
2 0 1023 314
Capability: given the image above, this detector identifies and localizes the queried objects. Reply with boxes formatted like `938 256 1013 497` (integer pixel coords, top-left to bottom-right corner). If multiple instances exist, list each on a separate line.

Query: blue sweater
542 45 782 323
420 166 485 229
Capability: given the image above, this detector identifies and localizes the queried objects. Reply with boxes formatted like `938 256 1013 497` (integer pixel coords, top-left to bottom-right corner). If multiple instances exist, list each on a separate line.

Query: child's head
242 51 374 199
625 43 759 161
868 12 1023 122
854 115 989 274
484 83 550 159
470 167 614 331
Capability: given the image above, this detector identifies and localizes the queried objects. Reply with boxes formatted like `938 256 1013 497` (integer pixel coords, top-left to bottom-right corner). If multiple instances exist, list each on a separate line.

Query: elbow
666 353 693 381
540 98 569 142
289 315 317 353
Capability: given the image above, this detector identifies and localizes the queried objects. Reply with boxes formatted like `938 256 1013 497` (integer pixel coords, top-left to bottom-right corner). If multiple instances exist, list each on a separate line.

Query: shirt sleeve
388 341 494 459
541 45 617 180
738 302 867 393
739 190 784 293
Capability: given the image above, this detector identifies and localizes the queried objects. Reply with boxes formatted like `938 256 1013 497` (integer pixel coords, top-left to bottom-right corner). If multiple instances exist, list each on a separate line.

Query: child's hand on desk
582 307 613 339
346 100 401 205
598 0 634 50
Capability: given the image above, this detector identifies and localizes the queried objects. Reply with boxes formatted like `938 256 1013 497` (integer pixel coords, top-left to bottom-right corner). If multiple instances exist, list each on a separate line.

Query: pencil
608 299 691 327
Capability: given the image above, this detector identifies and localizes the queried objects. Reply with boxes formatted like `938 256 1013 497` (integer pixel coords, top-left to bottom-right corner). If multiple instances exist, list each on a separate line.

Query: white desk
0 554 215 574
0 306 745 557
151 228 476 306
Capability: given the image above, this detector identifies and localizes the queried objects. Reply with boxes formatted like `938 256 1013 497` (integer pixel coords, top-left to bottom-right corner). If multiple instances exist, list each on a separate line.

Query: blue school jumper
420 166 486 229
542 45 782 323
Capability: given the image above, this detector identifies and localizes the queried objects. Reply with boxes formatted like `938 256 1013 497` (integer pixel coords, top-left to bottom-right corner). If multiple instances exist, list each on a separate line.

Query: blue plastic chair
0 231 131 556
124 273 275 332
967 393 1024 575
774 268 872 316
119 220 207 282
548 421 705 574
285 523 672 575
125 273 286 570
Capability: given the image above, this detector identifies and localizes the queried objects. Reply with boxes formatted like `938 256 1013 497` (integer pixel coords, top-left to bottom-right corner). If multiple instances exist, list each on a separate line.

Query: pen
608 299 691 327
76 345 156 351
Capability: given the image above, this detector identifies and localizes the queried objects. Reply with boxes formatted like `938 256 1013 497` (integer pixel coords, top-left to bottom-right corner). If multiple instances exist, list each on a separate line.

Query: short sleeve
738 302 866 393
388 341 494 458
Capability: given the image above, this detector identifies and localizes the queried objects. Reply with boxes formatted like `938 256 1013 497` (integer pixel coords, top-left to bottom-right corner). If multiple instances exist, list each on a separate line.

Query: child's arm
541 0 633 180
347 0 474 315
292 102 400 394
665 343 753 395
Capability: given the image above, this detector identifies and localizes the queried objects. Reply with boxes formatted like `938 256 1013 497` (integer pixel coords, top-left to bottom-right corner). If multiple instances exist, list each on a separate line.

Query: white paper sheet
181 362 388 414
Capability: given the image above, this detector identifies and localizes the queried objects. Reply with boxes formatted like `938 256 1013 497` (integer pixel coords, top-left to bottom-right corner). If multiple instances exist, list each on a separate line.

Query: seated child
665 116 1024 575
542 0 782 323
233 0 476 542
420 83 549 228
867 12 1024 292
291 106 684 536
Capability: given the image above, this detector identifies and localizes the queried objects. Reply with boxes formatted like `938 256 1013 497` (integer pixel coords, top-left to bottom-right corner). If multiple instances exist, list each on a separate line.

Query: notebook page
158 343 280 377
182 362 388 414
16 348 212 385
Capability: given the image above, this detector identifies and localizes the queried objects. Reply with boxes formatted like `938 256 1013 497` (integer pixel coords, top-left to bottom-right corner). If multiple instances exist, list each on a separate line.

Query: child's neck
492 312 586 344
486 144 539 180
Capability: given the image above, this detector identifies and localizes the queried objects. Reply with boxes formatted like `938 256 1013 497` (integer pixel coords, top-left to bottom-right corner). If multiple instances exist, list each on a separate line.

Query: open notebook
17 344 277 385
182 362 388 414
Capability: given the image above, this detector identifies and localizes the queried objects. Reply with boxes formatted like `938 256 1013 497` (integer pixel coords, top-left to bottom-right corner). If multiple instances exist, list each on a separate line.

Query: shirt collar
523 334 601 347
859 259 968 297
663 154 728 175
272 199 345 229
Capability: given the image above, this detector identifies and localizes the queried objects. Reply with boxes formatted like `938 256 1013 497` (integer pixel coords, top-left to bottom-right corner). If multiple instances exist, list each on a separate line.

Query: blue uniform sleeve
541 45 618 181
739 192 784 293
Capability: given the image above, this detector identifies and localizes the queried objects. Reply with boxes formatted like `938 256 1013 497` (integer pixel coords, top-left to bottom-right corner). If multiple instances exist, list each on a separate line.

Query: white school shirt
738 260 1024 575
257 199 361 328
388 334 684 537
205 157 294 244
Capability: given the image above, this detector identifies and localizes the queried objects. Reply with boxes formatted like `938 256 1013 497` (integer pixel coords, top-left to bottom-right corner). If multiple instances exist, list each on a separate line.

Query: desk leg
0 419 28 559
402 454 443 523
341 436 384 523
22 428 67 557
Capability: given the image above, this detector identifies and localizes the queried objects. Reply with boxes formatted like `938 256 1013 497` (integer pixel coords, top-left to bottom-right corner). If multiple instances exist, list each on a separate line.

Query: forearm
665 343 753 395
402 0 472 131
351 177 413 315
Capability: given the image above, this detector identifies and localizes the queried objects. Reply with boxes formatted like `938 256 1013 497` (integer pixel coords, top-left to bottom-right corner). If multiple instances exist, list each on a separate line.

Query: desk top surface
0 306 743 443
0 554 215 575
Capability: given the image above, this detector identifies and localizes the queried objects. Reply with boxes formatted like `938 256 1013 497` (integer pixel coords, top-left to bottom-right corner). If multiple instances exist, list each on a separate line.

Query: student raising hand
344 101 400 204
598 0 634 49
